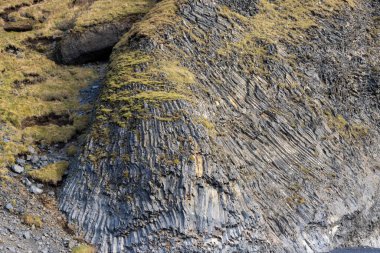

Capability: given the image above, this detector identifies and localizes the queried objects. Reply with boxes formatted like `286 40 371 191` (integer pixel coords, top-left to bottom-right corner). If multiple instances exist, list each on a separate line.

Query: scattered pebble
12 164 24 174
30 185 43 194
5 203 13 212
17 158 26 165
23 231 31 240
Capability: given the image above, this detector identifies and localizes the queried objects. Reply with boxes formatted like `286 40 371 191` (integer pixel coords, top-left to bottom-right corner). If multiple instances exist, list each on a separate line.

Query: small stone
26 155 32 161
16 158 26 165
23 231 31 239
40 155 48 161
31 156 39 164
12 164 24 174
5 203 13 212
68 241 76 249
28 146 36 154
7 246 16 253
16 52 25 59
30 185 43 194
23 178 32 187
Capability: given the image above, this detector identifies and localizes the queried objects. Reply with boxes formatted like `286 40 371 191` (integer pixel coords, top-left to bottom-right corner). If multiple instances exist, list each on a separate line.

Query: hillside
1 0 380 252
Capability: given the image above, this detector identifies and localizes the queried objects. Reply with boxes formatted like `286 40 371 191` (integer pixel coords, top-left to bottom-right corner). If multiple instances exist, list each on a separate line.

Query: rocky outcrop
56 15 144 64
59 0 380 252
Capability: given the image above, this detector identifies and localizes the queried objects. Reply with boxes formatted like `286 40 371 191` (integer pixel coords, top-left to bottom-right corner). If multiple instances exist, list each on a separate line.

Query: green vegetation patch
194 116 216 135
22 213 43 228
66 145 78 157
98 49 196 126
72 244 96 253
0 17 95 167
28 161 69 185
219 0 356 48
23 115 89 145
121 0 182 41
324 111 369 140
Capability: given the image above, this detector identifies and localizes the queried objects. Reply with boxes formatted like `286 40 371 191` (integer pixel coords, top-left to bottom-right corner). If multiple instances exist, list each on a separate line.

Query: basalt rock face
59 0 380 252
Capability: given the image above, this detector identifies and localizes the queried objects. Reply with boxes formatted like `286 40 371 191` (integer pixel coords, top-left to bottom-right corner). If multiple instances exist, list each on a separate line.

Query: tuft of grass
195 116 216 135
66 145 78 157
98 49 196 125
28 161 69 185
124 0 181 41
219 0 356 47
0 168 12 182
0 133 29 167
23 115 89 145
324 111 369 140
0 0 33 10
22 214 43 228
72 244 96 253
154 61 196 85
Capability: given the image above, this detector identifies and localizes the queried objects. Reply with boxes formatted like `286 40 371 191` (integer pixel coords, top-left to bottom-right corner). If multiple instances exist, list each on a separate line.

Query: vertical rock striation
60 0 380 252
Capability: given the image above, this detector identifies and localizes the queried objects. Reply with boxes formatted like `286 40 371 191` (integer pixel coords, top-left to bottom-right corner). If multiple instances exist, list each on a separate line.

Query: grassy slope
0 0 95 168
0 0 154 170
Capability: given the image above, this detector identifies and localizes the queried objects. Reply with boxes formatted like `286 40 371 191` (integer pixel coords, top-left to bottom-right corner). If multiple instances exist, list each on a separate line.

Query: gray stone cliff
59 0 380 252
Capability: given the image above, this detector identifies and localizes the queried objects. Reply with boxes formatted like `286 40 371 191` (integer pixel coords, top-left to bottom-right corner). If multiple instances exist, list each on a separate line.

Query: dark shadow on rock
55 15 143 64
4 20 34 32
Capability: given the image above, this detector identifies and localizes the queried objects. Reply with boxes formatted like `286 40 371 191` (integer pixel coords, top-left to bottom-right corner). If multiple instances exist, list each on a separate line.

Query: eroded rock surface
59 0 380 252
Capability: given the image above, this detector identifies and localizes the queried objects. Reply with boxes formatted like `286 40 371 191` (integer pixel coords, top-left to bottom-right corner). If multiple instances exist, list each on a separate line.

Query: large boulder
56 15 142 64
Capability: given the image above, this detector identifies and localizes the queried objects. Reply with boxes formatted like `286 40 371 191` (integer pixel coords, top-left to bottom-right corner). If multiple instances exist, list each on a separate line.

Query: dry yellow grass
22 214 43 228
0 0 99 169
72 244 96 253
28 161 69 185
75 0 154 29
0 0 33 10
66 145 78 157
121 0 181 41
0 168 12 182
324 111 369 140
